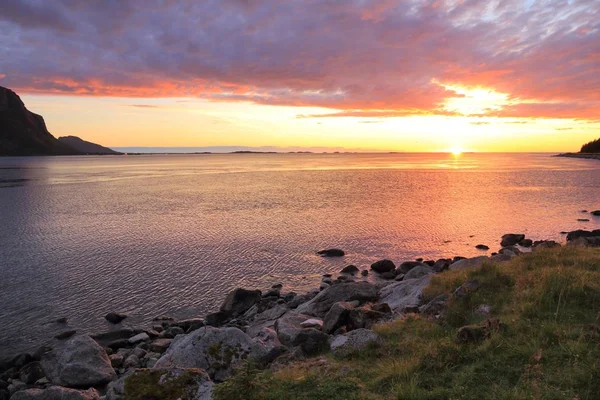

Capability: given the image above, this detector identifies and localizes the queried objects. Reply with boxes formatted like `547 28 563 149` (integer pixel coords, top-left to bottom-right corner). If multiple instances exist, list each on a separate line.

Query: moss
124 368 208 400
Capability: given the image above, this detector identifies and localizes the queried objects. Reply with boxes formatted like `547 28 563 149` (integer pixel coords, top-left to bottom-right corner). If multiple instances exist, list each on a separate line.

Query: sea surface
1 153 599 357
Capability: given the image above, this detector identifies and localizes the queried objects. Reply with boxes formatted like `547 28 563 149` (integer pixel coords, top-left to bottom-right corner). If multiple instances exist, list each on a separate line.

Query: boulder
204 311 230 327
160 327 185 339
398 261 429 274
40 335 116 388
330 329 382 357
220 288 262 318
532 240 561 250
10 386 100 400
91 329 136 346
500 234 525 247
287 295 309 309
274 312 314 346
322 302 354 334
432 259 451 273
567 236 600 248
566 229 600 241
300 319 323 329
340 265 359 274
518 239 533 247
419 294 449 316
19 362 44 384
370 259 395 273
292 329 329 356
108 354 123 369
591 210 600 216
317 249 345 257
153 326 267 382
450 256 488 271
122 368 213 400
149 339 172 354
104 313 127 324
128 333 149 345
378 275 431 312
347 304 391 330
295 282 378 317
403 265 434 280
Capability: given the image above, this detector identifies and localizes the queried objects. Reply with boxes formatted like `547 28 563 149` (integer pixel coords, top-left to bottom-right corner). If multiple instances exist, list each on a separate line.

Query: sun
448 147 464 156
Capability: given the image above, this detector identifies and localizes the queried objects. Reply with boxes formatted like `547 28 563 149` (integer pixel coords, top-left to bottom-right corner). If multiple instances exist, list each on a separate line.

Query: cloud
0 0 599 120
129 104 160 108
470 121 490 126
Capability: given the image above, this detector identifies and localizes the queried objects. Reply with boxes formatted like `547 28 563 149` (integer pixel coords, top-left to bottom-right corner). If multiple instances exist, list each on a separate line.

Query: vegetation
581 138 600 153
215 247 600 400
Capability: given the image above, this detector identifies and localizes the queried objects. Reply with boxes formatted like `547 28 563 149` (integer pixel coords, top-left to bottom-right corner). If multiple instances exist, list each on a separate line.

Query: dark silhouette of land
58 136 121 155
581 138 600 153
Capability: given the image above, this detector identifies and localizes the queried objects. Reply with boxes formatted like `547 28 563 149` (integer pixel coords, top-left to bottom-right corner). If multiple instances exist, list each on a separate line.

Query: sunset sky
1 0 599 152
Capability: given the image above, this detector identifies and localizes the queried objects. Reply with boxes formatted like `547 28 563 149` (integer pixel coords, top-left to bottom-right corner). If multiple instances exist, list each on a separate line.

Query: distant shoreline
556 153 600 160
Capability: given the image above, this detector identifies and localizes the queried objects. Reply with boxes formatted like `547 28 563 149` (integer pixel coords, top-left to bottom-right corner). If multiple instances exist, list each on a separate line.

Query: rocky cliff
0 86 79 156
58 135 120 155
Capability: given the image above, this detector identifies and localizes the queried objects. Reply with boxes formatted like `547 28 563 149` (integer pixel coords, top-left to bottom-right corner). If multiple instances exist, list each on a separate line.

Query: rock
500 246 521 256
300 319 323 329
419 294 448 316
591 210 600 216
403 265 434 280
91 329 136 346
450 256 488 271
566 229 600 241
500 234 525 247
204 311 230 327
108 354 123 368
322 302 354 334
10 354 33 369
394 273 405 281
475 244 489 250
160 327 185 339
10 386 100 400
287 295 308 309
123 354 140 370
370 259 395 273
8 380 26 395
330 329 382 357
292 329 330 356
106 339 130 351
347 304 391 330
104 313 127 324
361 269 369 276
567 236 600 248
220 288 262 318
40 335 116 388
274 312 314 346
19 362 44 384
454 280 480 298
171 318 205 332
153 326 267 382
295 282 378 317
490 254 513 263
378 275 431 312
340 265 359 274
380 270 397 280
121 368 213 400
55 330 77 340
532 240 561 250
475 304 492 316
128 333 150 345
317 249 345 257
432 259 451 273
578 218 590 222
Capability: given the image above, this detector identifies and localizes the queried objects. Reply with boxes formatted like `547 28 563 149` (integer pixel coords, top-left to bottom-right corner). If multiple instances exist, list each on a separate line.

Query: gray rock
123 354 140 369
532 240 561 250
108 354 123 368
370 259 395 273
419 294 448 316
171 318 205 332
295 282 378 317
127 333 149 345
403 265 434 280
19 362 45 385
91 329 136 346
153 326 267 382
500 234 525 247
450 256 489 271
40 335 116 388
398 261 428 274
330 329 382 357
292 329 330 356
378 275 431 312
149 339 172 354
220 288 262 318
518 239 533 247
160 327 185 339
10 386 100 400
361 269 369 276
300 319 323 329
274 312 314 346
104 313 127 324
322 302 354 334
490 254 513 263
8 380 26 395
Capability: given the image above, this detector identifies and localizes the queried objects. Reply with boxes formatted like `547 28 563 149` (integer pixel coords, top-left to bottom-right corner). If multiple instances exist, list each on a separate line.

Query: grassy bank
215 247 600 399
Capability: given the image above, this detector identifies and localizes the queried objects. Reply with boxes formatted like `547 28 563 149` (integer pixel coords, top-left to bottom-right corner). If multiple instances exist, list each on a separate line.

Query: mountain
581 138 600 153
0 86 79 156
58 135 121 155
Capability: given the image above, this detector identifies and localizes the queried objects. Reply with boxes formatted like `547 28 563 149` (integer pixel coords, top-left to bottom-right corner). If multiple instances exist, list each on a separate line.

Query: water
1 153 599 357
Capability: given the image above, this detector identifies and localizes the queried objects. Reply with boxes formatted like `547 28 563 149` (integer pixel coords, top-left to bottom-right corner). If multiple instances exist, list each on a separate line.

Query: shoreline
556 152 600 160
1 229 599 399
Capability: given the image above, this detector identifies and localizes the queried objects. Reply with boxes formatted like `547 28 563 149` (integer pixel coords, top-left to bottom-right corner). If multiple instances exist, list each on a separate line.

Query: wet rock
475 244 489 250
500 234 525 247
370 259 396 273
274 312 314 346
450 256 488 271
121 368 213 400
295 282 378 317
104 313 127 324
340 265 359 274
153 326 267 382
54 330 77 340
10 386 100 400
378 275 431 312
292 329 329 356
578 218 590 222
592 210 600 216
41 335 115 388
220 288 262 318
322 302 354 334
452 256 466 263
287 294 308 309
317 249 345 257
566 229 600 241
330 329 382 357
404 265 434 280
19 362 44 385
149 339 172 354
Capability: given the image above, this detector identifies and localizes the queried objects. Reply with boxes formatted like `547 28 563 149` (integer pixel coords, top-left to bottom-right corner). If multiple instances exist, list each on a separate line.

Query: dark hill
581 138 600 153
58 136 120 155
0 86 79 156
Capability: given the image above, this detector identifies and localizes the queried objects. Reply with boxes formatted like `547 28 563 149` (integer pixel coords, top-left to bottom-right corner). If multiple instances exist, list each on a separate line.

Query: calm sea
1 153 599 357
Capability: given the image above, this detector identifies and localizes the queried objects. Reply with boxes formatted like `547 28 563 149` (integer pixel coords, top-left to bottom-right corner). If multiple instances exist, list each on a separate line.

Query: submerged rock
105 313 127 324
500 234 525 247
475 244 489 250
220 288 262 318
317 249 345 257
41 335 116 388
340 265 359 274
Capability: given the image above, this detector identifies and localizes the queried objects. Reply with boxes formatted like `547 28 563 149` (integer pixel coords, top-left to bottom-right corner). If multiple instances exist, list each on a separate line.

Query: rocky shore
1 229 600 400
556 152 600 160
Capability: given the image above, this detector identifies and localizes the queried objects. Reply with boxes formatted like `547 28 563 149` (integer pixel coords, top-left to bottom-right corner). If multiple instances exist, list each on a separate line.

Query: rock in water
378 275 431 312
219 288 262 318
40 335 116 388
500 234 525 247
370 259 395 273
104 312 127 324
591 210 600 216
10 386 100 400
295 282 378 317
340 265 359 274
330 329 382 357
475 244 489 250
121 368 213 400
317 249 345 257
153 326 267 382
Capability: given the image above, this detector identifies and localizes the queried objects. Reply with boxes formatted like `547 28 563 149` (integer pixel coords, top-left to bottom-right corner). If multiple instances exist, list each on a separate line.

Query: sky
1 0 599 152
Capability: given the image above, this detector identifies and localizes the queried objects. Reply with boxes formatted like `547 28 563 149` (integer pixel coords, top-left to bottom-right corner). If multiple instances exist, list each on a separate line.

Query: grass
214 247 600 400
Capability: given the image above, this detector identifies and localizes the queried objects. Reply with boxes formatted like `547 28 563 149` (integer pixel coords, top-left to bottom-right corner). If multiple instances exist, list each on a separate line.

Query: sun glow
448 147 464 156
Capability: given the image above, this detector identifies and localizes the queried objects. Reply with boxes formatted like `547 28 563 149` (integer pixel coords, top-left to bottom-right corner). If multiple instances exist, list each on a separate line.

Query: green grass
215 247 600 400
